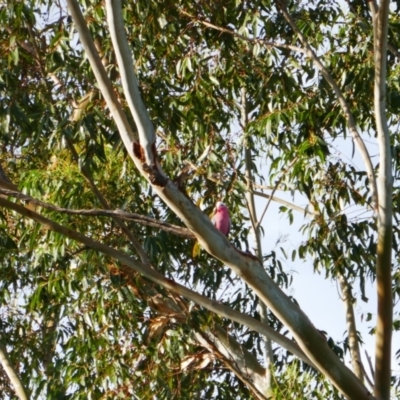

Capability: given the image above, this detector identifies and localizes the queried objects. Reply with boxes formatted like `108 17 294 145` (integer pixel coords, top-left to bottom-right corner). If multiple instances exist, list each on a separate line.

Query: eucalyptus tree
0 0 399 399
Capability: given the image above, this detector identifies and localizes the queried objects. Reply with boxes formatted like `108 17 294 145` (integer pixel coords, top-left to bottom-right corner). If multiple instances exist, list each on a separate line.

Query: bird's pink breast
213 208 230 235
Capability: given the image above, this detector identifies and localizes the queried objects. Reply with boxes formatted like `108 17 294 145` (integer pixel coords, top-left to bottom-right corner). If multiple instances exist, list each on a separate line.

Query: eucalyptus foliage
0 0 399 399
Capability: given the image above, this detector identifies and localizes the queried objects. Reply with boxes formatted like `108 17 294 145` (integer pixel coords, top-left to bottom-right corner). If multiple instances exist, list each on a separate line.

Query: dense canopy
0 0 399 399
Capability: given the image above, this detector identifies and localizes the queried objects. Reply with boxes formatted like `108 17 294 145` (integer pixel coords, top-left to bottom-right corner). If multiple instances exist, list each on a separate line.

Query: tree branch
252 183 286 191
256 158 298 231
194 328 271 399
338 274 364 381
0 339 29 400
372 1 393 398
65 0 136 160
359 353 375 392
253 191 314 217
64 137 170 261
0 188 194 239
105 0 156 166
119 264 271 398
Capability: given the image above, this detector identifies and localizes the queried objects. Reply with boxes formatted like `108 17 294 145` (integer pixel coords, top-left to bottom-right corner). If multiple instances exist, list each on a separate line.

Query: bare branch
256 157 298 230
365 350 375 382
338 275 363 381
252 183 286 191
372 1 393 398
241 89 258 239
358 355 375 392
0 341 29 400
194 328 271 399
66 0 136 160
253 191 314 217
105 0 156 165
120 266 271 399
0 188 194 239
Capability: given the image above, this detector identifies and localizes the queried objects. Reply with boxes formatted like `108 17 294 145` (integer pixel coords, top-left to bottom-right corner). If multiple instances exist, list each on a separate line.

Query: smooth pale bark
339 275 364 381
106 0 156 166
253 191 315 217
372 1 393 399
66 1 374 398
0 341 29 400
195 328 271 399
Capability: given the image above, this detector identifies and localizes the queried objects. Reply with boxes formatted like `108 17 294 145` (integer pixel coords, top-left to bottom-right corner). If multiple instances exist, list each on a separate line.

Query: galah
211 201 231 236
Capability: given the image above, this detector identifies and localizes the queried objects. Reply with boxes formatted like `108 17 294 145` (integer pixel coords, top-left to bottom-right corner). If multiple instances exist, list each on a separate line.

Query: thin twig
365 350 375 380
179 9 306 55
252 183 286 191
253 191 314 217
358 359 375 391
256 157 298 230
0 188 194 239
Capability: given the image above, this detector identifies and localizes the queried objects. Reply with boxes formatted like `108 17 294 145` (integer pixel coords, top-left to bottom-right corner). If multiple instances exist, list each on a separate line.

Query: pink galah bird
211 201 231 236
